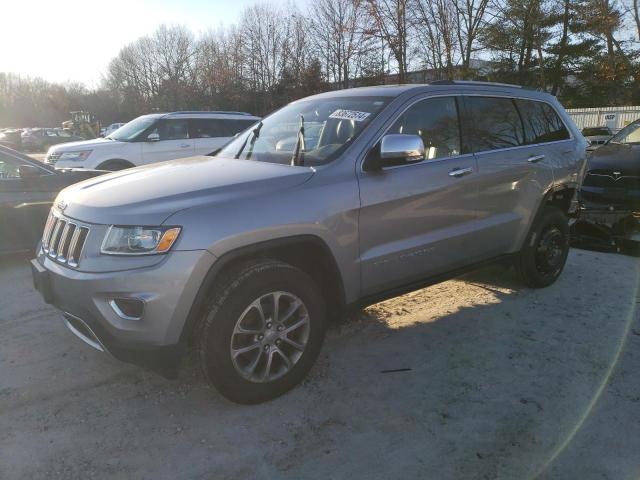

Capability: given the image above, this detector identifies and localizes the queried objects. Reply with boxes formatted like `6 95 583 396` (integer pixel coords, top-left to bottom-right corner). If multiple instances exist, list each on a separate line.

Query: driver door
141 119 194 165
357 95 479 296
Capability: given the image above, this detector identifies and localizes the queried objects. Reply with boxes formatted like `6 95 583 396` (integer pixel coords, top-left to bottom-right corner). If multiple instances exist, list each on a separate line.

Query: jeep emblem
57 200 68 211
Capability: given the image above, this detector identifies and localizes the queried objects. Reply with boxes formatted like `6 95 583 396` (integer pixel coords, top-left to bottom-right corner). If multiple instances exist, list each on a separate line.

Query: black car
0 145 106 253
573 119 640 253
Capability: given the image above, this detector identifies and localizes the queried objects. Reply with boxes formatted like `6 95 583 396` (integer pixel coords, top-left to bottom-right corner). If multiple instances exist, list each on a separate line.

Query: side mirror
19 164 41 179
363 134 425 172
146 132 160 142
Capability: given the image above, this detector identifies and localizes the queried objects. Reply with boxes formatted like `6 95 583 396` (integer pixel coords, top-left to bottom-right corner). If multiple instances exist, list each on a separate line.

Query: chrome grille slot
40 210 90 268
41 213 56 252
68 227 89 268
57 223 76 261
48 220 66 257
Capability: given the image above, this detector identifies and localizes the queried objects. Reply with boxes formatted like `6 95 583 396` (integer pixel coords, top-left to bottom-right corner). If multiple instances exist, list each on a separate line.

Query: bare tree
309 0 373 88
413 0 458 79
365 0 411 83
634 0 640 39
452 0 490 77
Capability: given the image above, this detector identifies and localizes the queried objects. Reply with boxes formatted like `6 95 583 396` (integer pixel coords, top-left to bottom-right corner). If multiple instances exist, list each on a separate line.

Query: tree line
1 0 639 128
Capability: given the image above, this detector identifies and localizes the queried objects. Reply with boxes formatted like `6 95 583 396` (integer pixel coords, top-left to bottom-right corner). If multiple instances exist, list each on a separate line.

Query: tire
518 206 570 288
197 260 327 404
97 160 134 171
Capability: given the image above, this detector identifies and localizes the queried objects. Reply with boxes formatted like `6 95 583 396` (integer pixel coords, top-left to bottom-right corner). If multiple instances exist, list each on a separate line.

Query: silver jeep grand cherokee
31 81 587 404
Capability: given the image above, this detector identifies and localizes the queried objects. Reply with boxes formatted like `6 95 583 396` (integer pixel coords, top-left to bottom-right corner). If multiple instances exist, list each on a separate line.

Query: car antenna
291 115 305 167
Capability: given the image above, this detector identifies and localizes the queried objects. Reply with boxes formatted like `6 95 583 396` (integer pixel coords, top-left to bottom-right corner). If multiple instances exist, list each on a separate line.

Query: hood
58 155 315 225
50 137 120 151
587 142 640 176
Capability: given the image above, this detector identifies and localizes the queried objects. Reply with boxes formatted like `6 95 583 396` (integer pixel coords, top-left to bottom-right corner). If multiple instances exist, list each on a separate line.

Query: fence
566 106 640 133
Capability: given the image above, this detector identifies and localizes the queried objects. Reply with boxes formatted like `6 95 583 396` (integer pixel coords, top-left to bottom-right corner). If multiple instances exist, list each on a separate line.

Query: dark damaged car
573 119 640 253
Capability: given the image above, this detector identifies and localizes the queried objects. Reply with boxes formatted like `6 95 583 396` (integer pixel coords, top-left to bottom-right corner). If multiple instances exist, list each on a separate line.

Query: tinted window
190 119 230 138
229 119 258 135
465 97 524 151
516 100 570 144
389 96 461 160
153 119 189 140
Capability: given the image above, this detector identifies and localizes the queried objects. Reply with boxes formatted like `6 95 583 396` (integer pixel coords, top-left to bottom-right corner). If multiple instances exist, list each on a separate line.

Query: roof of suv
162 111 260 119
305 80 554 102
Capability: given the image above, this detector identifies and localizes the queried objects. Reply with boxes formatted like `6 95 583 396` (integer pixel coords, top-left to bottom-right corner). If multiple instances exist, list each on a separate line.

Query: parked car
0 129 23 150
31 82 586 403
101 123 126 137
573 119 640 253
22 128 84 152
0 145 105 253
45 111 261 171
582 126 613 150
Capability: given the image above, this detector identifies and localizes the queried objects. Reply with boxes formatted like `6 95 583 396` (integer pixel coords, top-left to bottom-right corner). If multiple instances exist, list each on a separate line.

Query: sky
1 0 292 87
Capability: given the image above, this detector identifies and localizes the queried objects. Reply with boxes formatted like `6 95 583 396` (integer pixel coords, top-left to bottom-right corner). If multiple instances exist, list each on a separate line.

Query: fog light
109 298 144 320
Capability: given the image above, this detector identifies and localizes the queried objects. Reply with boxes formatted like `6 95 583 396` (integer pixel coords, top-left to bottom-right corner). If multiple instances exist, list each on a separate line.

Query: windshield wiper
291 115 305 167
235 121 263 159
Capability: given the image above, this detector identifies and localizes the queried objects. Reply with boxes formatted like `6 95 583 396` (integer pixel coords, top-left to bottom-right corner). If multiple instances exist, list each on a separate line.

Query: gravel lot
1 249 639 479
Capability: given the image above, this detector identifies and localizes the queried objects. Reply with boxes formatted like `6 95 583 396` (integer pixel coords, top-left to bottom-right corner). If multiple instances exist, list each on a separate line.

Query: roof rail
430 80 523 89
166 111 254 116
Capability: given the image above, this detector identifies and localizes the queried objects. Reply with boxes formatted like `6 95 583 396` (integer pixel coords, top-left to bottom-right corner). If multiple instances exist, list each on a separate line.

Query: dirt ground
1 249 639 480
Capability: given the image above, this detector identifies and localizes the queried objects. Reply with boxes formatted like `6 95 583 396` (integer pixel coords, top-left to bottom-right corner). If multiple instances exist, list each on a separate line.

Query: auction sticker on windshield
329 109 371 122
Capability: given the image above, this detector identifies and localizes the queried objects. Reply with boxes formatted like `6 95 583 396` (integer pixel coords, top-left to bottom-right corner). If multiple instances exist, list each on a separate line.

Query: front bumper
31 249 216 375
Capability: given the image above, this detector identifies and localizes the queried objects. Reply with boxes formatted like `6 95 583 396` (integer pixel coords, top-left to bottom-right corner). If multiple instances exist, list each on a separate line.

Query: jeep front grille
41 212 89 268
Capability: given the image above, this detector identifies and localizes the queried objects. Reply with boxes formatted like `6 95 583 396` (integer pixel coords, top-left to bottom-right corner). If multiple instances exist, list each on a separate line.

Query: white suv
45 111 260 171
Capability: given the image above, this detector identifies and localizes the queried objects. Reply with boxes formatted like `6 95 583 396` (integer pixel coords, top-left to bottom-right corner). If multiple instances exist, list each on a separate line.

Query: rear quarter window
515 99 570 144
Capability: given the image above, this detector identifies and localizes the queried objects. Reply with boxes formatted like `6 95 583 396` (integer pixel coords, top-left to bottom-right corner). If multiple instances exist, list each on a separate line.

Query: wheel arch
179 235 347 345
96 159 136 171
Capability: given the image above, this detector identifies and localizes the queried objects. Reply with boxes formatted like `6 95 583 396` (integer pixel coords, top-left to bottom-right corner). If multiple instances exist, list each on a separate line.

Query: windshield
108 116 159 141
217 96 390 166
608 121 640 145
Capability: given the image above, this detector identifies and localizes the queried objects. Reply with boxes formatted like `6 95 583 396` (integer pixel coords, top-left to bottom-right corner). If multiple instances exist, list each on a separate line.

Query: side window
0 155 23 179
464 97 524 152
153 119 190 141
190 119 230 139
515 100 570 144
389 96 461 160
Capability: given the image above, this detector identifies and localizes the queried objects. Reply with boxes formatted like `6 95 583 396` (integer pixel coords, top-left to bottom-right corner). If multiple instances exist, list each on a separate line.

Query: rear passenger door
358 95 479 296
190 119 232 155
460 95 558 257
190 118 258 155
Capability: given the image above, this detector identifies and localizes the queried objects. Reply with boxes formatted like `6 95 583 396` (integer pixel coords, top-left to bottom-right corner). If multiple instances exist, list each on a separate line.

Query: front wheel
198 260 326 404
518 206 570 288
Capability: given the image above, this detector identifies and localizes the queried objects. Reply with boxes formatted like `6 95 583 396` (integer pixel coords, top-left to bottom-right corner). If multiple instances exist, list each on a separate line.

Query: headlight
59 150 92 162
101 226 181 255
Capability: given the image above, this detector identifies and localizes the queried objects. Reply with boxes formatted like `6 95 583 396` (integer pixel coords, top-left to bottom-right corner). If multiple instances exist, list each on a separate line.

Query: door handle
527 154 545 163
448 167 473 178
179 143 191 148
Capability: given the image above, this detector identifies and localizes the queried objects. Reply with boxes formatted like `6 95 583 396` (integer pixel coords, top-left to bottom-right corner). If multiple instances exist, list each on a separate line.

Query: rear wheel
197 260 326 404
518 206 570 288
